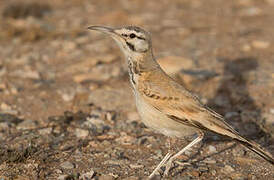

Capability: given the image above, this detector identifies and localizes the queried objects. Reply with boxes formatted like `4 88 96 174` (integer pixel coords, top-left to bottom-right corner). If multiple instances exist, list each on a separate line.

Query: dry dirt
0 0 274 179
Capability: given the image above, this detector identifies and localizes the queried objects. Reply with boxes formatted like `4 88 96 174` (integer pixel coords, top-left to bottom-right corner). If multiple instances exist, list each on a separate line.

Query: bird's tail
235 136 274 165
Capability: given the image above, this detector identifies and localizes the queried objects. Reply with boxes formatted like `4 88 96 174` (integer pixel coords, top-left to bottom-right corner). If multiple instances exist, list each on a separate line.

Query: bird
87 25 274 178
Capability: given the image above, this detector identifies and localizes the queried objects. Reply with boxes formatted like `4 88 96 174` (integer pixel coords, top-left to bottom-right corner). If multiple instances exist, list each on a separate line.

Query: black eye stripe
121 33 145 40
136 36 145 40
126 42 135 51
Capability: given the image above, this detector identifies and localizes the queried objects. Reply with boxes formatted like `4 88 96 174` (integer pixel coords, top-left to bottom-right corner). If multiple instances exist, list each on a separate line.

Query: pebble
252 40 270 49
123 176 139 180
115 132 135 145
0 66 6 77
105 111 116 121
0 103 11 111
0 113 22 124
57 175 68 180
203 158 216 164
240 7 262 16
38 127 52 135
237 0 252 6
16 119 37 130
208 145 217 153
0 122 9 130
63 41 77 52
225 111 239 119
12 69 41 80
79 170 95 179
61 93 75 102
270 108 274 114
98 175 115 180
75 128 89 138
54 169 63 174
223 165 235 173
242 44 251 52
214 95 230 107
84 115 110 135
96 54 117 64
157 56 194 76
129 164 144 169
267 0 274 5
0 83 6 90
73 64 121 83
60 161 75 169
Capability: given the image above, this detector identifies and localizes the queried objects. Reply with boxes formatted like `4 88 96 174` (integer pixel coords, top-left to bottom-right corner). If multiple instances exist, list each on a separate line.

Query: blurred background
0 0 273 179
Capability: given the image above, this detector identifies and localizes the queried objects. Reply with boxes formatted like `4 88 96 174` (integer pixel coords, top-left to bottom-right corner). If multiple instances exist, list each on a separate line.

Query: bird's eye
129 33 136 38
122 34 128 37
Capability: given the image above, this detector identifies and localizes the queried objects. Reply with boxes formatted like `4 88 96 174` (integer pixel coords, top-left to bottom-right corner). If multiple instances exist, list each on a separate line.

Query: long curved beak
87 26 117 36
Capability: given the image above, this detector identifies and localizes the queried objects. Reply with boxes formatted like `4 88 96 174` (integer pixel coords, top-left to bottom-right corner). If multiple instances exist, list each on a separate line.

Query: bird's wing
139 78 241 139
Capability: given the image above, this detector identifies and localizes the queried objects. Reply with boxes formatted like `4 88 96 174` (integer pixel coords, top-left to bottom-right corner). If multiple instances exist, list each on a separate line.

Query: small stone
223 165 235 173
198 166 209 173
252 40 270 49
203 158 216 164
79 170 95 179
57 89 76 102
85 114 110 135
208 145 217 153
0 66 6 77
63 41 77 52
214 95 230 107
270 108 274 114
13 69 40 79
73 64 120 83
0 113 23 124
17 119 37 130
266 0 274 5
235 157 257 164
240 7 262 16
60 161 74 169
99 175 114 180
61 93 75 102
231 173 247 180
0 103 11 111
57 175 68 180
123 176 139 180
75 128 89 138
96 54 117 64
54 169 63 174
0 83 7 90
10 87 18 95
115 132 135 145
38 127 52 135
225 112 239 119
237 0 252 6
105 111 116 121
157 56 194 76
0 122 9 130
129 164 144 169
242 44 251 52
188 170 200 177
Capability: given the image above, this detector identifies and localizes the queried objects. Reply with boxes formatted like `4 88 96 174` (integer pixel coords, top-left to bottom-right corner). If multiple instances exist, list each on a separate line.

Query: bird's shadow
206 57 272 142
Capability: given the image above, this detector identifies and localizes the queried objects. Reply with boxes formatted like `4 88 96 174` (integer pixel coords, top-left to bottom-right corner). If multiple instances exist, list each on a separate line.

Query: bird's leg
164 132 204 176
149 138 173 179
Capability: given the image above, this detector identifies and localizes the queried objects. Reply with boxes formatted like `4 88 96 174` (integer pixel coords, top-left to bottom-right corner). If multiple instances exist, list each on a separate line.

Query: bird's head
88 26 152 58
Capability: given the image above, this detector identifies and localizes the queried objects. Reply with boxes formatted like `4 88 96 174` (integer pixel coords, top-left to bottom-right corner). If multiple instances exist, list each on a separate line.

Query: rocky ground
0 0 274 179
